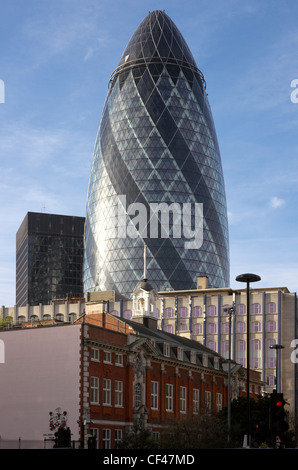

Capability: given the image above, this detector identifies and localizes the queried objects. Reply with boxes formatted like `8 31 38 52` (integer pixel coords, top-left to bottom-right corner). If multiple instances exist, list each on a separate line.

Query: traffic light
88 435 97 449
270 392 289 440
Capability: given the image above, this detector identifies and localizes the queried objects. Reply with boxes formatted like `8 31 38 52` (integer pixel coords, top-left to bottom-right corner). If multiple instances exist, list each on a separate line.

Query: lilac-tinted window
267 375 276 387
178 323 188 331
267 339 276 368
237 304 246 315
193 323 202 335
207 341 216 352
237 322 246 333
236 340 246 366
221 340 230 358
267 320 276 331
251 340 261 368
222 322 230 334
164 308 174 318
179 307 188 317
164 324 173 333
207 323 216 334
110 310 119 317
207 305 216 316
123 310 132 319
252 303 261 314
267 302 276 314
193 306 202 317
252 321 261 332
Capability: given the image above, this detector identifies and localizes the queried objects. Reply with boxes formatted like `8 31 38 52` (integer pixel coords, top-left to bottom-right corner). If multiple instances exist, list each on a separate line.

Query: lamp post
223 302 235 443
236 273 261 447
270 344 284 393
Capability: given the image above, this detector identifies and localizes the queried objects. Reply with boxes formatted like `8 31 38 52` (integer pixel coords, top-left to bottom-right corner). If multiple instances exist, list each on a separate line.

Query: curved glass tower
84 10 229 299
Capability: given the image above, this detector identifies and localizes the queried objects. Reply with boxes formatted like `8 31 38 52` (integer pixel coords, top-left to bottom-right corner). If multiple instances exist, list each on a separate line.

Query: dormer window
177 347 184 361
190 350 196 364
203 354 208 367
163 343 170 357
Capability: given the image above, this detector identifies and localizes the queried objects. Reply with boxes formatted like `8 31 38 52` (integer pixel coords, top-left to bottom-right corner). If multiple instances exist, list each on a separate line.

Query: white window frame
115 353 123 366
193 388 199 414
115 380 123 407
115 429 122 448
177 347 184 361
91 377 99 404
205 390 211 410
216 393 222 412
163 343 170 357
91 347 100 362
180 386 187 413
103 428 111 449
103 378 111 406
151 381 159 410
166 383 173 412
103 350 112 364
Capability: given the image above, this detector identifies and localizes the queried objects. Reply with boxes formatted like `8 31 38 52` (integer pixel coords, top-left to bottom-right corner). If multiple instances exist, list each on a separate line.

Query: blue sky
1 0 298 306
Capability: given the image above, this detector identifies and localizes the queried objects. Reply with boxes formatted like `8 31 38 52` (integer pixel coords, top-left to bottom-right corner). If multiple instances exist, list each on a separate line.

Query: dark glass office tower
84 10 229 299
16 212 85 306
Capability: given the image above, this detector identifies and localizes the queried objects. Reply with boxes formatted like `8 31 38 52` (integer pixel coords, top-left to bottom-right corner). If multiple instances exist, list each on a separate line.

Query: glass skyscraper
84 10 229 299
16 212 85 306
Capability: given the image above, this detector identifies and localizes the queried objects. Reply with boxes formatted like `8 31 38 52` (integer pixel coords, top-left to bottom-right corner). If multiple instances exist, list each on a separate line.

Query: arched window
267 376 276 387
193 306 202 317
178 307 188 317
164 324 173 333
237 322 246 333
252 303 261 314
164 308 174 318
252 339 261 368
30 315 39 322
207 323 216 334
267 302 276 314
207 341 216 352
69 313 77 323
236 340 246 366
123 310 132 319
110 310 119 317
193 323 202 335
207 305 216 316
221 340 230 359
267 339 276 368
267 320 276 332
252 321 261 332
237 304 246 315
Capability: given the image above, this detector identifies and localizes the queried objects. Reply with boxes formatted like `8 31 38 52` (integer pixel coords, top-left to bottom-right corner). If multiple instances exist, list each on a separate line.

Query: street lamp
270 344 284 393
223 302 235 443
236 273 261 447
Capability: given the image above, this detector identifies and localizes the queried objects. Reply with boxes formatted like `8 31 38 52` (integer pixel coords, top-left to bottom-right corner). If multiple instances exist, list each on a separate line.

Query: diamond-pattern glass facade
84 10 229 299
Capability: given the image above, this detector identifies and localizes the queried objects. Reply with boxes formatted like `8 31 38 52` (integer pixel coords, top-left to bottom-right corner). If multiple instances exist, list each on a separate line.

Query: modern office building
84 10 230 300
16 212 85 306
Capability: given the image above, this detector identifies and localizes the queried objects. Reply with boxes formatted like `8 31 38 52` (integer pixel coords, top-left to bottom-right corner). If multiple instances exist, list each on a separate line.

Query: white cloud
270 196 285 209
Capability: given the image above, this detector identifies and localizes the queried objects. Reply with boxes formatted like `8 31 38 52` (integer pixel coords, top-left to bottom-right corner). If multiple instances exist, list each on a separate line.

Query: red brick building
79 310 262 449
